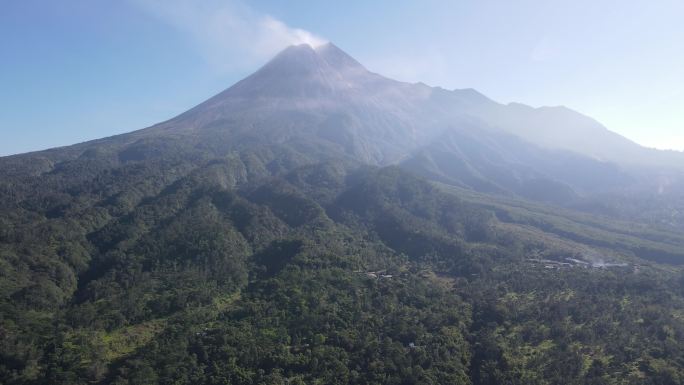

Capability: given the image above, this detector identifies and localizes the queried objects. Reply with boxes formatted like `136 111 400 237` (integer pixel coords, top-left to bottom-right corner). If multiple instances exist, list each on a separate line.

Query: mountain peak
223 42 373 99
259 43 320 75
260 42 367 75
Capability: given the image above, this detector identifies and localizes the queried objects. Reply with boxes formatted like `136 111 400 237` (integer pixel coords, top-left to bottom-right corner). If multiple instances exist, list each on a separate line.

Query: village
527 257 637 272
355 270 395 279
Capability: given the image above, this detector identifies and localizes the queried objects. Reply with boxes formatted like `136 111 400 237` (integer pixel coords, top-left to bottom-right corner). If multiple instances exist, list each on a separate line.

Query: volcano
2 42 684 384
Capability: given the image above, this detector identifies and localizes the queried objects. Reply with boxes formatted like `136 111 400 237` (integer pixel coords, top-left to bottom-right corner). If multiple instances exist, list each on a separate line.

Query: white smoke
130 0 327 71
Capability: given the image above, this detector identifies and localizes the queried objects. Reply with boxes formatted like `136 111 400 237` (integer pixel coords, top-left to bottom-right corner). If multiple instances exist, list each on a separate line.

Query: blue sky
1 0 683 155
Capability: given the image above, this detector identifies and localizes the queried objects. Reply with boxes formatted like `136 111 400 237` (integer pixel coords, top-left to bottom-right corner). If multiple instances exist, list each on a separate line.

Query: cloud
130 0 327 71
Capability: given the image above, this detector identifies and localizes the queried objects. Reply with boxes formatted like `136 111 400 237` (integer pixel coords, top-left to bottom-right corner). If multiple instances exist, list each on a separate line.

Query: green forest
2 137 684 385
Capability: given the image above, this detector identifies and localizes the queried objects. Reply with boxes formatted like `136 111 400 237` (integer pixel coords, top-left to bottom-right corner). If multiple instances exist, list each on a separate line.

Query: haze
1 0 682 155
4 2 684 383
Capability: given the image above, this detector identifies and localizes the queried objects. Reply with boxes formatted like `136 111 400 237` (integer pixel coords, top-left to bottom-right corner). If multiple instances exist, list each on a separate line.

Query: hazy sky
1 0 683 155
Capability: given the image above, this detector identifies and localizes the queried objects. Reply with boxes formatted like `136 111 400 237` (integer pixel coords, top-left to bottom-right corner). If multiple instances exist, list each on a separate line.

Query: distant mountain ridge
3 43 683 214
155 43 682 167
3 42 684 385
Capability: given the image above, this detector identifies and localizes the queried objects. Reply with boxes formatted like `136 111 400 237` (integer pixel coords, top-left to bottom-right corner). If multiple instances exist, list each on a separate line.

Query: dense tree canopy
1 138 684 385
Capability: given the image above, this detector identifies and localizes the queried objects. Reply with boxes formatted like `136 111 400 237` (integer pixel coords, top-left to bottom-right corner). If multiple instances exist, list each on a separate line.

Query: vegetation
2 138 684 385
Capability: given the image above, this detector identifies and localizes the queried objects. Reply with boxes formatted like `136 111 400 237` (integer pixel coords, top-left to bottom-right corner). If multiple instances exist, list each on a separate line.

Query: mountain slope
2 43 684 384
4 43 680 194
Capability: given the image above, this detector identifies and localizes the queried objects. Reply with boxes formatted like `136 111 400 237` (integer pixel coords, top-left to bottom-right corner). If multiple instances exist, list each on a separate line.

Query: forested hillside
2 140 684 384
2 43 684 384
